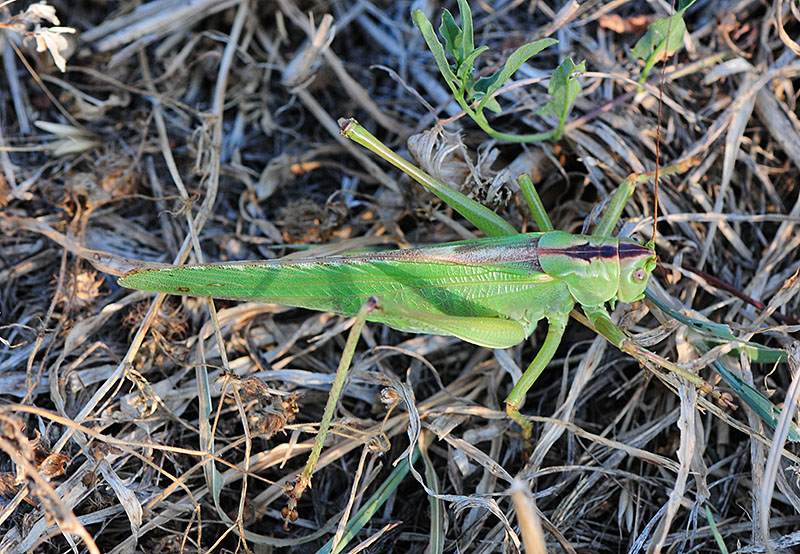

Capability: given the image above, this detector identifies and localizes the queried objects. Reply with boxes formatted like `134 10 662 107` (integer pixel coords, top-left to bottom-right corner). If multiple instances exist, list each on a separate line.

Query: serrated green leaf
631 12 687 60
538 58 585 119
473 38 557 109
440 9 463 64
413 9 460 91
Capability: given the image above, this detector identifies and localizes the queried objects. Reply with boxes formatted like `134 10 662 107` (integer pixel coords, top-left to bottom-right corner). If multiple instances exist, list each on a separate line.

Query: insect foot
505 401 533 438
282 476 305 530
703 385 737 410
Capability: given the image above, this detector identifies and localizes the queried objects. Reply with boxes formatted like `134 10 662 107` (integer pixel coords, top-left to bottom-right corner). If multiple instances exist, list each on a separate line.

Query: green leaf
646 284 797 441
481 96 502 114
731 343 788 364
631 0 697 83
457 45 489 90
645 287 736 338
538 58 585 119
456 0 475 65
473 38 557 108
440 9 463 64
630 12 687 61
413 9 460 91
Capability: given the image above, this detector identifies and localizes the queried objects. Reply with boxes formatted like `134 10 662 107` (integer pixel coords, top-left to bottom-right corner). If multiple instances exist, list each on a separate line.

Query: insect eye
633 269 646 282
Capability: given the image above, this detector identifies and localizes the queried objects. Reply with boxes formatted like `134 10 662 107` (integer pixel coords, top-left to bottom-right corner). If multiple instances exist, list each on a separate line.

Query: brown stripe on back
542 242 618 262
618 241 653 259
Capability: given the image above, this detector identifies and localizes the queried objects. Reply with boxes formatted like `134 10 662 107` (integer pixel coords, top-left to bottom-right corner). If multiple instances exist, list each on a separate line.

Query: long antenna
653 0 679 245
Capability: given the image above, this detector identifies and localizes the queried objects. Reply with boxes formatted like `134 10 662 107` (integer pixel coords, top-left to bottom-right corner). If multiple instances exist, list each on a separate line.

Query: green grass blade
693 341 800 442
315 446 421 554
704 504 729 554
646 287 787 363
646 284 797 439
420 431 444 554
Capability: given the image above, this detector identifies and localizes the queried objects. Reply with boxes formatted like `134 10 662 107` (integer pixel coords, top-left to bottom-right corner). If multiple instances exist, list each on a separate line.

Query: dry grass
1 0 799 552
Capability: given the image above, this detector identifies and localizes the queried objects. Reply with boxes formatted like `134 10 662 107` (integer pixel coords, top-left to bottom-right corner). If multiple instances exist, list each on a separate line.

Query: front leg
581 305 735 408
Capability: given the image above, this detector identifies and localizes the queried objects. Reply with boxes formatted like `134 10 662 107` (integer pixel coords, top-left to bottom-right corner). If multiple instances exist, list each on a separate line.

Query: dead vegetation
0 0 799 552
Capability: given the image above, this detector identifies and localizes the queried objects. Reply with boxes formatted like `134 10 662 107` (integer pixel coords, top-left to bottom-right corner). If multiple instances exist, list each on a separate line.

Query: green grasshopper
118 118 731 524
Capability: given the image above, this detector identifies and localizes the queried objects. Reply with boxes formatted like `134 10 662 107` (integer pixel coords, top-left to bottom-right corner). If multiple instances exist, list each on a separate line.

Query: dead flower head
2 2 76 72
32 25 75 72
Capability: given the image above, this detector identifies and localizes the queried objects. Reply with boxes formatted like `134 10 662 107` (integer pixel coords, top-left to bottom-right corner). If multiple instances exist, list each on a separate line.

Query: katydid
118 118 730 524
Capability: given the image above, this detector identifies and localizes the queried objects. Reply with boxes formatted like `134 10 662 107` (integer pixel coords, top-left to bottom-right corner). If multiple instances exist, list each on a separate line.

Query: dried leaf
597 14 654 34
